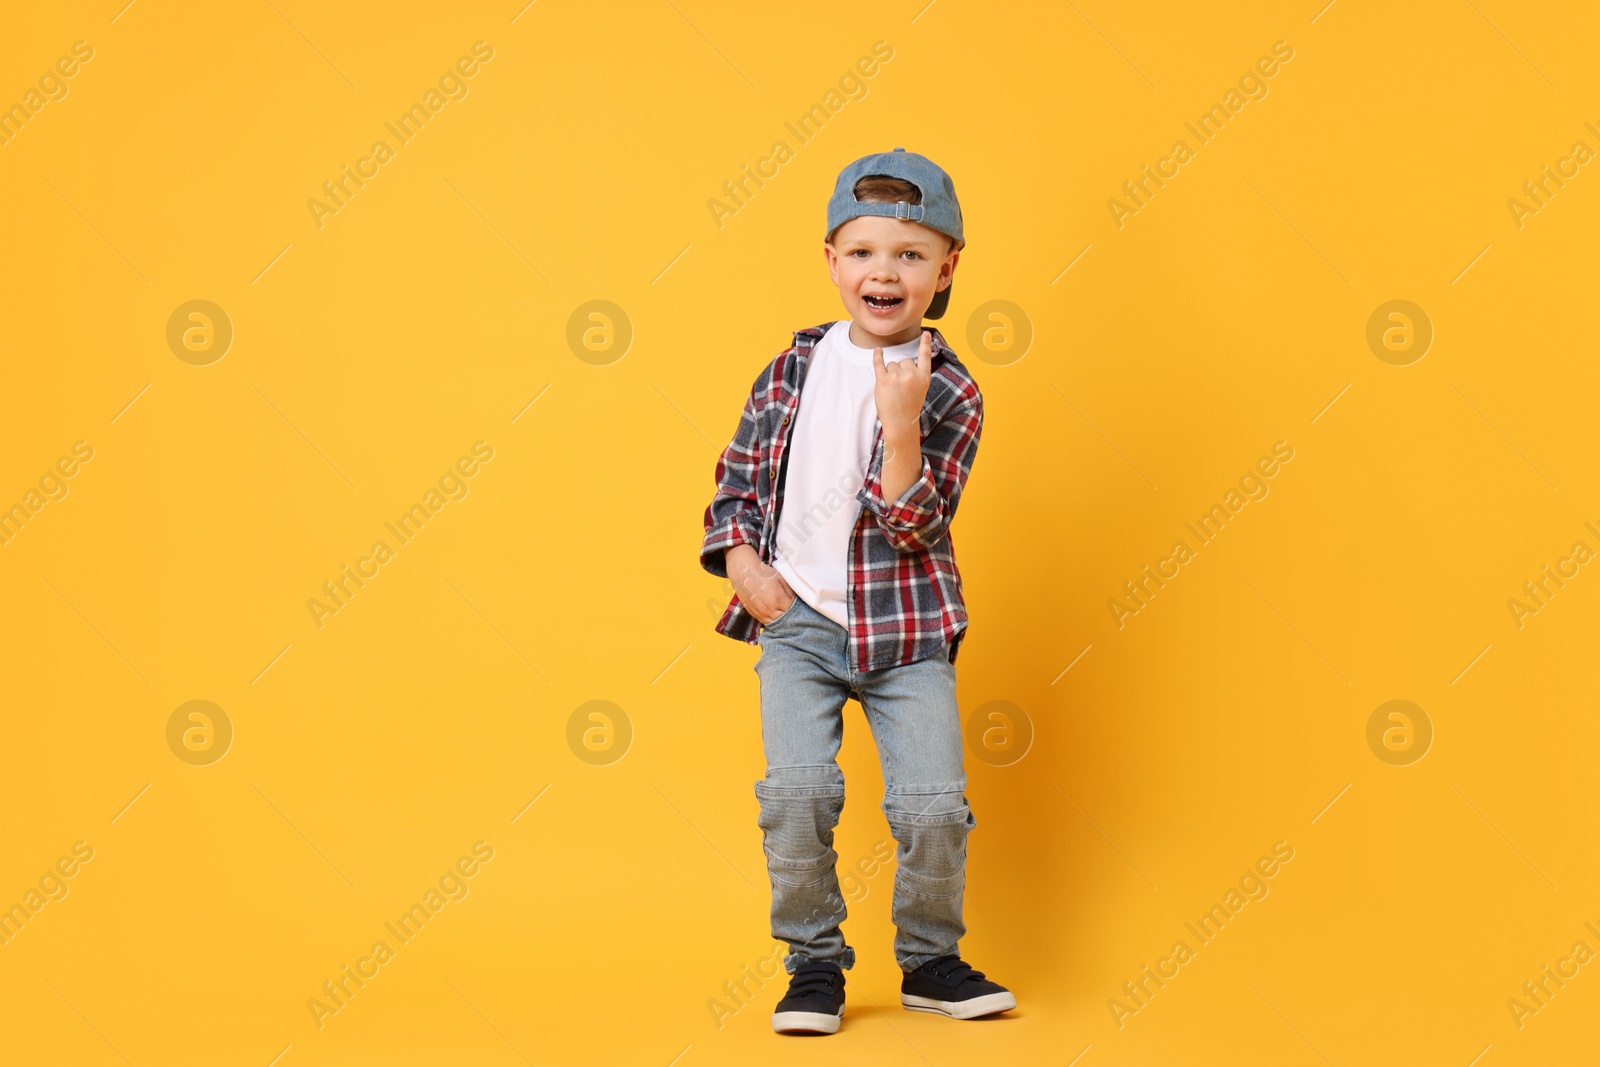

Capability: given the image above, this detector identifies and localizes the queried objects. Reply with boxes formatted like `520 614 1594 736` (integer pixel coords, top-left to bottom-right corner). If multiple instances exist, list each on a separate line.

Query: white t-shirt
771 320 920 630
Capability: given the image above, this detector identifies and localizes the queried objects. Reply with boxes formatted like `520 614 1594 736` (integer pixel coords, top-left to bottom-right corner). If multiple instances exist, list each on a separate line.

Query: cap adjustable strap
893 201 926 221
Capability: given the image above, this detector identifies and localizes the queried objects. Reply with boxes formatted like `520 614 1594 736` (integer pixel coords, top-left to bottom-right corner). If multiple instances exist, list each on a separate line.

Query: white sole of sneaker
901 990 1017 1019
772 1009 843 1034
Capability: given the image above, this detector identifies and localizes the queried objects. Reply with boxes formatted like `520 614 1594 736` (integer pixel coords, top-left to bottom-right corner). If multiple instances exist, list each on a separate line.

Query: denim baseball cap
825 146 963 319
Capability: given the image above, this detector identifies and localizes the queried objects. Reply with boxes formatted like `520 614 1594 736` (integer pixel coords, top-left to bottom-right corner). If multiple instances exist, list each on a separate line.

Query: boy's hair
830 175 956 255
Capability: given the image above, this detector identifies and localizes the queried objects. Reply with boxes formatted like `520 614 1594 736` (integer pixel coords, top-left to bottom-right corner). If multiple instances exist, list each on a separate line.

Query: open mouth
862 294 904 312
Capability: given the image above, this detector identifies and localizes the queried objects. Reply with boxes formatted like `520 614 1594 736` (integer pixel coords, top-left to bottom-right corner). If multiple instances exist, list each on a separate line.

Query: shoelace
925 955 986 986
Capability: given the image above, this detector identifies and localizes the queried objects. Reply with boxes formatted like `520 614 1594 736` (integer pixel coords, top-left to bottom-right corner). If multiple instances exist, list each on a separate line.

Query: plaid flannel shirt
699 320 983 672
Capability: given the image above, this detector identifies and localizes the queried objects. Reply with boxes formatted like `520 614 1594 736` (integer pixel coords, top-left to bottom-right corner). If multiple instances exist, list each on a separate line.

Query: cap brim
925 281 952 320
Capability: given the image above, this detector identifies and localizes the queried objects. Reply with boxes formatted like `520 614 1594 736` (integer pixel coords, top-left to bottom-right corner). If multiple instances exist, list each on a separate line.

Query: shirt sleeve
858 383 982 554
700 377 765 578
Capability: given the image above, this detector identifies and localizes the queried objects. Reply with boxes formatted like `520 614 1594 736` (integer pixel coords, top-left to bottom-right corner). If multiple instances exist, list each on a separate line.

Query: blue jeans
752 593 976 974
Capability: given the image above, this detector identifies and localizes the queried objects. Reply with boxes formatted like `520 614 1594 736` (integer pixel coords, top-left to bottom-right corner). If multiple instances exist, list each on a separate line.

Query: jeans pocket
762 595 802 631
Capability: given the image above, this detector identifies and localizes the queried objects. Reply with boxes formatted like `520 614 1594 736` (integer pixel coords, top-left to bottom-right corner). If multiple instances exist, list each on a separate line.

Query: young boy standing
699 147 1015 1035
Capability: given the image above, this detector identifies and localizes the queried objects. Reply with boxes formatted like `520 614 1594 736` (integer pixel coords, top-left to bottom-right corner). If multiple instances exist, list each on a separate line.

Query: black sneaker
901 954 1016 1019
772 958 846 1035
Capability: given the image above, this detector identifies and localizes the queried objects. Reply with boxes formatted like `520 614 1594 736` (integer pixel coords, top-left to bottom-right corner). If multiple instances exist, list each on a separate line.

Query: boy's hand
872 330 933 436
725 544 796 624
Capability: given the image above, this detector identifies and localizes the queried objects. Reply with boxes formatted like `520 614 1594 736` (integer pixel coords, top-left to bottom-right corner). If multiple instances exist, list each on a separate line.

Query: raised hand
872 330 933 436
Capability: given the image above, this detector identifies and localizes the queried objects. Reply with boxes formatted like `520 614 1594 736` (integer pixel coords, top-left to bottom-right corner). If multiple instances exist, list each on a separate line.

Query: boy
699 147 1015 1035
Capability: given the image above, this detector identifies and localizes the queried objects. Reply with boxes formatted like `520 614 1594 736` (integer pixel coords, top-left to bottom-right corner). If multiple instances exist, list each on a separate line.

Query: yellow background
3 1 1598 1064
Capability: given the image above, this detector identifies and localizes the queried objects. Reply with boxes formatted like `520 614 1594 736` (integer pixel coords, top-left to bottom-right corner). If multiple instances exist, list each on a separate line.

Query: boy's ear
822 242 840 286
937 247 960 289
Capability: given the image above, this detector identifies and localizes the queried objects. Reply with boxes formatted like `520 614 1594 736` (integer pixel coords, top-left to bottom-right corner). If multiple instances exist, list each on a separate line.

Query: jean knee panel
881 782 971 823
754 770 846 889
884 793 974 897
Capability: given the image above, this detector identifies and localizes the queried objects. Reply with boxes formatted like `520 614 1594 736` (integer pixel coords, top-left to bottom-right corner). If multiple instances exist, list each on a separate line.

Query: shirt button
769 470 777 480
782 415 790 425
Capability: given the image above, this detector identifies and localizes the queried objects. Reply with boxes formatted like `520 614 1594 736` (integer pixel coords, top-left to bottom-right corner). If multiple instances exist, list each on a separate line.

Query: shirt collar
794 321 960 364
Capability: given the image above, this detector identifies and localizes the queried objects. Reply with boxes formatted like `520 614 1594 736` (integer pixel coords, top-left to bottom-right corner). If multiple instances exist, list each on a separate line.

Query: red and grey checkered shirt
699 320 983 672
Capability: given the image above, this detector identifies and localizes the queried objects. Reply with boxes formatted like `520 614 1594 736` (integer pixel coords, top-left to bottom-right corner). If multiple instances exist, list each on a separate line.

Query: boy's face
823 215 959 346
